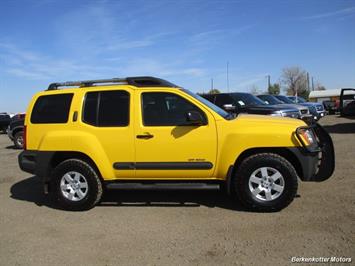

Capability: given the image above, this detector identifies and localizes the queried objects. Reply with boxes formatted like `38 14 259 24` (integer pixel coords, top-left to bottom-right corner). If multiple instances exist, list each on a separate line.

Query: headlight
270 112 282 117
296 127 316 146
281 112 288 117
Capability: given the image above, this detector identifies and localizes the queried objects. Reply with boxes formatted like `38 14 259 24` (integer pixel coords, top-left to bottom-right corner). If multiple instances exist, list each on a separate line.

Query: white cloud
300 6 355 20
189 24 255 49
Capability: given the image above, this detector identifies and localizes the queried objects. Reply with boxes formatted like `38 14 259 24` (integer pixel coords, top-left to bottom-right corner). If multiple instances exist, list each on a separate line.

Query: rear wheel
234 153 298 212
14 131 24 149
50 159 103 211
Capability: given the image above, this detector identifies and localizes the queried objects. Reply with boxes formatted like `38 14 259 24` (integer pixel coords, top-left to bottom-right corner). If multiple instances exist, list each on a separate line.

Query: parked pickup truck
0 112 11 133
7 113 25 149
257 94 311 119
201 92 303 120
18 76 335 211
287 96 326 121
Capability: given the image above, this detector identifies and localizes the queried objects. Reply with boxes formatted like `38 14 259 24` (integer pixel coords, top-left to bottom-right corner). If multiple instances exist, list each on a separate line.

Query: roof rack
47 76 179 90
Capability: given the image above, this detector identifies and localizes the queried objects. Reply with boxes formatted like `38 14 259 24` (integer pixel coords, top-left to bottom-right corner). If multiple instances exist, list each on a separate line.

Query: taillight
23 125 27 150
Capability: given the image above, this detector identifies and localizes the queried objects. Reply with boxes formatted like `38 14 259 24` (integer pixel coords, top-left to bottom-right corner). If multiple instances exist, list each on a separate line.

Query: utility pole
306 72 310 91
211 78 214 90
311 77 315 91
266 75 271 90
227 61 230 92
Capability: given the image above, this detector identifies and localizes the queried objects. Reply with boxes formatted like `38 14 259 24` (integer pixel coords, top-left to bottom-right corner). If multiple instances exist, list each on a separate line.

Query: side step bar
105 182 220 190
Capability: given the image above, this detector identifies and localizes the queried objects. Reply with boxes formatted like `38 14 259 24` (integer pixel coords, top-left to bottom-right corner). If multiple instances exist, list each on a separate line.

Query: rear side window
31 94 73 124
83 90 129 127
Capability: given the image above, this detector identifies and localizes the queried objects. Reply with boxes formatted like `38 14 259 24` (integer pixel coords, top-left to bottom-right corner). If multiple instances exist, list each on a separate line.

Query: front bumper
292 123 335 182
313 111 326 120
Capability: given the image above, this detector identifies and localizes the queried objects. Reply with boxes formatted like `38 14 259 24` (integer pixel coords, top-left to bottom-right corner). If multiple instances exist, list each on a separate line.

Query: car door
81 89 135 178
134 90 217 179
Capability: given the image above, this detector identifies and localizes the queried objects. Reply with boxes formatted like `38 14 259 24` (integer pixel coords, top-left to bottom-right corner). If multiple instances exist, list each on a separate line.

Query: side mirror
223 104 236 112
186 111 205 126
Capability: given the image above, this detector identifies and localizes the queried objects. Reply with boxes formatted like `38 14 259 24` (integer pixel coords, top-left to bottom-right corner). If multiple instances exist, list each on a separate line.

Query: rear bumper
18 150 54 179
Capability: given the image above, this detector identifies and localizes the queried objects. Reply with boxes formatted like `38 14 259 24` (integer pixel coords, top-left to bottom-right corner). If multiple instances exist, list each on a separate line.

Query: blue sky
0 0 354 112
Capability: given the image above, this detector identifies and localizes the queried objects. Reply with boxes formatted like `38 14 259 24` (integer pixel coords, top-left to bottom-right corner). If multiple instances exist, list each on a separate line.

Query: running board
105 182 220 190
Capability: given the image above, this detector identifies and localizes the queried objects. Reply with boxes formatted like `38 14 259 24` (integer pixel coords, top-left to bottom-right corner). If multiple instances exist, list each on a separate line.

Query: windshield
181 89 232 119
231 93 265 106
258 95 284 105
289 96 306 103
275 95 294 104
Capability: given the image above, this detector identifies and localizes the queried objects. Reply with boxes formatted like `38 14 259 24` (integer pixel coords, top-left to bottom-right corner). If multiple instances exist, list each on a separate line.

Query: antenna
227 61 230 92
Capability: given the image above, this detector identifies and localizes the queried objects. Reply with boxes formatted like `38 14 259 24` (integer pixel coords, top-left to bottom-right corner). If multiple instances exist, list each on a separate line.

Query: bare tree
281 66 309 97
315 82 326 91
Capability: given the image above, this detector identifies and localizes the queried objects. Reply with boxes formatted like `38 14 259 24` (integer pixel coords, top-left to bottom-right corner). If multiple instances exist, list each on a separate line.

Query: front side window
83 90 129 127
231 93 266 106
215 94 235 107
142 92 207 126
31 94 73 124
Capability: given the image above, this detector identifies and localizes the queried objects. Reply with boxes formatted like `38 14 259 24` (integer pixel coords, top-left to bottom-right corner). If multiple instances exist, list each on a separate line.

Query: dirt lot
0 115 354 265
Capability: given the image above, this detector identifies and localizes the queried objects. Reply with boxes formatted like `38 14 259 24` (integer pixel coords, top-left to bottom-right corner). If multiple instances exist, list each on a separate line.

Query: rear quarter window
30 94 73 124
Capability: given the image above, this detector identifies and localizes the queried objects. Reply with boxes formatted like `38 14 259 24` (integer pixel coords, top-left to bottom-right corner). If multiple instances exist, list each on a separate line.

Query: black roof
47 76 179 90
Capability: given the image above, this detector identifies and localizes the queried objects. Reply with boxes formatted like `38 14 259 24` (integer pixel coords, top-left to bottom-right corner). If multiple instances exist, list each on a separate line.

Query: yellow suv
18 77 334 211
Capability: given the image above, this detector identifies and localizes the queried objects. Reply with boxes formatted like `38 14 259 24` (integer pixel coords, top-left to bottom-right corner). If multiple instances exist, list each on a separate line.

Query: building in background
309 88 354 103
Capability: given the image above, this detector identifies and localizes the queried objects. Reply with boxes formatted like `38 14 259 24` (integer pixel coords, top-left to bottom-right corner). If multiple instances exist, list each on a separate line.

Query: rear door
81 89 135 178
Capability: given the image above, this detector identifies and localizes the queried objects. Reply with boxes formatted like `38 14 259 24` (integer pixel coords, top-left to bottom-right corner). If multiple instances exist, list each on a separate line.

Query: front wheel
234 153 298 212
50 159 103 211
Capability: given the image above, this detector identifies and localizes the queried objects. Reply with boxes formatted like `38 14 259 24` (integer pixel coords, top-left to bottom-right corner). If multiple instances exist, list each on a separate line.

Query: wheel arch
49 151 103 181
226 147 303 195
234 147 302 177
12 126 24 137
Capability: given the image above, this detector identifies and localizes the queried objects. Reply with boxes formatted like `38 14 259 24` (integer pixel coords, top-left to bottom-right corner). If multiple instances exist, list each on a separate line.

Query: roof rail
47 76 179 90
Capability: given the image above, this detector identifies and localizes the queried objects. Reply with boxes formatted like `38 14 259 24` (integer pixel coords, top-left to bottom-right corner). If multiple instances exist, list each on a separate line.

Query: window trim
141 91 208 127
82 90 130 127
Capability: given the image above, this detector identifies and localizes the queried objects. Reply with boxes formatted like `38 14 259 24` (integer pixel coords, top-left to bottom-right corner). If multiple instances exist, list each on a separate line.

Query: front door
134 90 217 179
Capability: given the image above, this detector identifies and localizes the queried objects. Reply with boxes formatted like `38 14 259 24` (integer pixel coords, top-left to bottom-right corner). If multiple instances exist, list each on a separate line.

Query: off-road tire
234 153 298 212
50 159 103 211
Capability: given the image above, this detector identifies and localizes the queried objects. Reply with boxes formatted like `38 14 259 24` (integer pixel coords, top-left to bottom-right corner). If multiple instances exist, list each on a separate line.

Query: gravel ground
0 115 354 266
